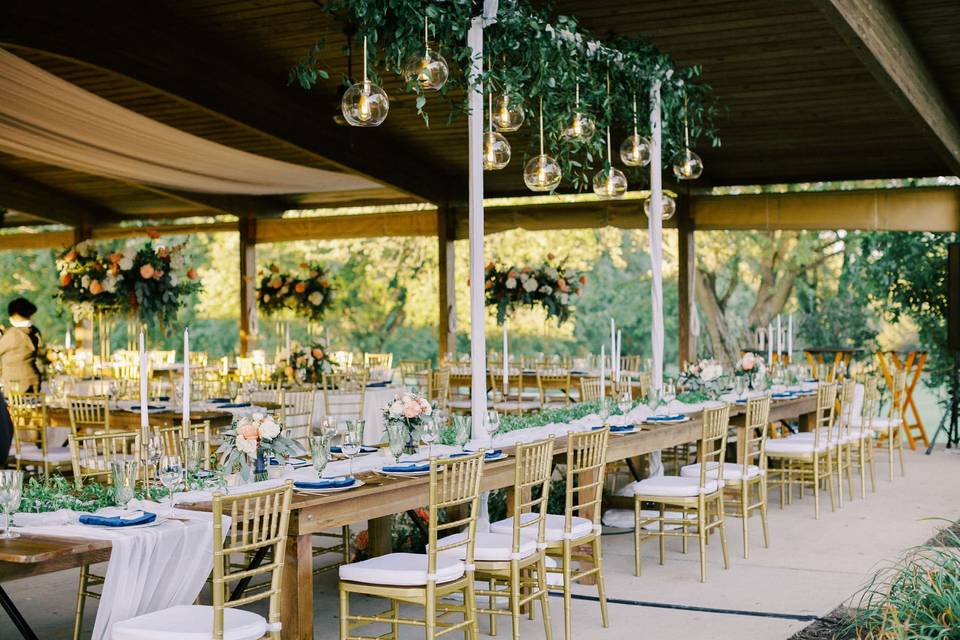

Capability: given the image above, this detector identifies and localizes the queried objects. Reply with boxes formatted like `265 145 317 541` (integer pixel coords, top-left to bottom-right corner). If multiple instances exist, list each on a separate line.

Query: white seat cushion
850 416 901 430
111 604 266 640
628 475 721 498
680 462 760 482
490 512 594 542
435 531 538 562
447 399 472 409
788 432 849 445
493 400 541 412
15 445 72 462
338 552 464 586
766 440 827 457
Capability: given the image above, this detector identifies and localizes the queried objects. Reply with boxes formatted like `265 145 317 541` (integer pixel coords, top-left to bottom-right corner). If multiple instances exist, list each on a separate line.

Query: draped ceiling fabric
0 48 381 195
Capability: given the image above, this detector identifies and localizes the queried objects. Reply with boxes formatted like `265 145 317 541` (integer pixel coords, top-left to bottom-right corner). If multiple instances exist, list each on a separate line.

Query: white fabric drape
0 48 380 195
647 81 665 478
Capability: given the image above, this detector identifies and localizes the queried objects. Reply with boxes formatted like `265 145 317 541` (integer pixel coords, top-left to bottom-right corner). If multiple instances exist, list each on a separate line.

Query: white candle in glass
788 314 793 361
616 329 622 383
600 345 606 400
610 318 616 381
139 330 148 430
502 321 509 396
776 315 782 357
767 323 774 366
182 327 190 427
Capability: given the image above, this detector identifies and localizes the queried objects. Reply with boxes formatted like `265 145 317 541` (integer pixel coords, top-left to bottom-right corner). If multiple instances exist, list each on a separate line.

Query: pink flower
403 401 422 419
237 422 260 440
139 264 155 279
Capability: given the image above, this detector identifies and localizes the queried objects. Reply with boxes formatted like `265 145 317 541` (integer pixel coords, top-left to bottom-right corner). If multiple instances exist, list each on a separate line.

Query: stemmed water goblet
308 434 331 478
484 410 501 450
386 421 407 463
453 415 471 452
183 438 204 489
662 380 676 409
340 427 362 478
111 460 139 509
734 376 748 401
158 455 183 512
0 470 24 539
145 430 164 495
618 389 633 416
598 396 611 425
420 415 438 459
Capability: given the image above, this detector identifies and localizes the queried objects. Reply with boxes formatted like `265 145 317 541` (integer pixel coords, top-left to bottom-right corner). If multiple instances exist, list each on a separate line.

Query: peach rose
270 264 280 273
187 268 198 280
60 273 72 286
146 229 161 239
547 253 555 260
579 275 587 285
557 278 568 292
403 401 421 419
294 282 306 293
140 264 155 279
485 281 493 290
319 279 329 288
238 422 260 440
89 280 103 295
64 250 77 262
299 262 309 269
311 348 323 359
109 252 123 264
270 277 282 289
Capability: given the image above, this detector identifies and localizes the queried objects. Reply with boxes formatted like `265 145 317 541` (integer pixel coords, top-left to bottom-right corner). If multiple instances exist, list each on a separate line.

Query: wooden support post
677 194 696 368
437 204 456 360
238 216 257 356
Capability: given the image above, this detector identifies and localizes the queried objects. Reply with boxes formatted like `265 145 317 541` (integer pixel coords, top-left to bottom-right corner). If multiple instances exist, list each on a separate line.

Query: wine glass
340 428 361 478
111 460 139 509
309 434 331 478
420 416 438 459
158 455 183 512
734 376 748 401
183 438 204 488
598 397 610 425
145 431 164 495
618 389 633 415
453 415 471 452
662 380 676 408
484 410 501 450
645 383 662 415
386 422 407 463
0 470 23 539
345 420 365 448
320 417 337 439
754 370 769 393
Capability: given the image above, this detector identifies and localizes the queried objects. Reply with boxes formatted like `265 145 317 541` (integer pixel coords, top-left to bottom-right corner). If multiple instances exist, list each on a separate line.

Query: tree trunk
695 268 741 366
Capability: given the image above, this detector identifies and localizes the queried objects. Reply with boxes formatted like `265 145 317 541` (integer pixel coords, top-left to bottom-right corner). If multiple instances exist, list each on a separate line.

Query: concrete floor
4 447 960 639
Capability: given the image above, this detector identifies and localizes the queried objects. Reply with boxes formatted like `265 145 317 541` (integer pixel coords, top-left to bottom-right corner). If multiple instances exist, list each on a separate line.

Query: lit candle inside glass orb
620 134 652 167
592 167 628 200
644 194 678 220
403 49 449 91
671 148 704 180
562 112 596 142
483 132 511 171
341 80 389 127
493 94 524 132
523 154 562 192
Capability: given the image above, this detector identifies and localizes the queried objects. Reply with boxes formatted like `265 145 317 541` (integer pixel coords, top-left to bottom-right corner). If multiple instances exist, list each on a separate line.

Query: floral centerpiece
257 262 335 321
484 254 586 326
678 358 725 401
278 341 338 383
55 240 125 317
735 352 766 377
217 413 302 481
383 392 432 455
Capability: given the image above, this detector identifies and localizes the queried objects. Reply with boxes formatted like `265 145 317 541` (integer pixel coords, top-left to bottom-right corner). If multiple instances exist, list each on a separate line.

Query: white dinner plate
294 478 365 494
376 468 432 478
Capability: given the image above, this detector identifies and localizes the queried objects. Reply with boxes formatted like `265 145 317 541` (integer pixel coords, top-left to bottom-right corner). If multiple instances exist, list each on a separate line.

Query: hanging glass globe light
593 128 627 199
524 97 562 192
483 93 510 170
341 36 389 127
561 83 595 142
620 95 651 166
403 17 448 91
672 148 704 180
492 94 524 132
644 194 677 220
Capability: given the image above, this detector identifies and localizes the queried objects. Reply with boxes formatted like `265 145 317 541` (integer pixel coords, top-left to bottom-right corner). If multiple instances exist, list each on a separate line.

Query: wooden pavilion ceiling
0 0 957 229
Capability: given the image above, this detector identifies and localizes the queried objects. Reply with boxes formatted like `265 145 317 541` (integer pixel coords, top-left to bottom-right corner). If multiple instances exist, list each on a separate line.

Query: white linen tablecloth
12 502 228 640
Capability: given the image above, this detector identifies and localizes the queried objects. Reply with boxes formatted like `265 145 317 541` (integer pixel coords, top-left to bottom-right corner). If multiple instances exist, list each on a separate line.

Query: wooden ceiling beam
814 0 960 175
0 166 121 228
129 183 289 219
0 0 460 204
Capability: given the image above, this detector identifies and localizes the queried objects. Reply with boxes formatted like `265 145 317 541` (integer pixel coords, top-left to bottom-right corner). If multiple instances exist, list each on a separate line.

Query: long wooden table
0 395 818 640
45 406 235 430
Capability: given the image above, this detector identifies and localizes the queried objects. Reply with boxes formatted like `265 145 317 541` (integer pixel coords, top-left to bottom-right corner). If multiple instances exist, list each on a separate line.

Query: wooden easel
876 351 929 450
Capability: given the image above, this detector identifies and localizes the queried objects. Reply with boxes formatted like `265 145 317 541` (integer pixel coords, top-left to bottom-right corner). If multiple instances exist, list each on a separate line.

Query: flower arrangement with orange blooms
483 254 587 326
256 261 335 321
55 234 200 328
276 340 338 384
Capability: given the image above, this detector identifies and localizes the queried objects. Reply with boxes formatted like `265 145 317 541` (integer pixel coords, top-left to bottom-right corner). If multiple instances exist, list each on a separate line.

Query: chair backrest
8 392 50 457
579 377 603 402
399 359 431 375
333 351 354 368
428 367 451 410
742 395 771 476
363 352 393 369
67 396 111 436
489 367 524 403
836 380 857 443
189 351 209 367
564 428 609 531
695 404 730 488
279 388 317 446
428 452 484 582
861 376 880 431
888 369 907 420
211 482 293 640
69 431 141 488
812 382 838 448
320 374 366 425
536 369 572 406
507 437 556 552
154 421 213 465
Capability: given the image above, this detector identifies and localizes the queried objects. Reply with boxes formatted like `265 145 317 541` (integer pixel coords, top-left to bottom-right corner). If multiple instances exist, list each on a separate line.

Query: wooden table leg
368 515 393 557
281 532 314 640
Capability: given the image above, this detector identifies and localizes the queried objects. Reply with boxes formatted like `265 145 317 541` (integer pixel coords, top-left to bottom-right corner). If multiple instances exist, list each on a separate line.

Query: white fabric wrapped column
467 16 487 440
647 80 665 478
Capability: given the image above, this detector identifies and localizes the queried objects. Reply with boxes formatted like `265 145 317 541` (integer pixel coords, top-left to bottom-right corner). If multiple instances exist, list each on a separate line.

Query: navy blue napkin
218 402 252 409
382 462 430 473
646 414 686 422
771 392 795 399
79 511 157 527
131 405 164 411
330 445 378 454
366 381 390 388
208 397 231 404
294 477 356 490
451 450 503 460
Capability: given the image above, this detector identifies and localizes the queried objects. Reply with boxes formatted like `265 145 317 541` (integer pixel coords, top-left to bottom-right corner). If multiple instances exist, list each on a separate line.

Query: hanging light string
362 35 368 85
539 96 544 156
606 72 612 166
632 93 638 137
424 15 429 56
488 91 493 134
684 93 690 149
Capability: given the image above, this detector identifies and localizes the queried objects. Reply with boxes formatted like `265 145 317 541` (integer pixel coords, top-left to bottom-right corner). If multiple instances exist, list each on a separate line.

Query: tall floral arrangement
678 358 726 399
484 255 586 326
257 262 335 321
278 341 338 383
55 240 125 317
126 239 201 328
383 392 432 454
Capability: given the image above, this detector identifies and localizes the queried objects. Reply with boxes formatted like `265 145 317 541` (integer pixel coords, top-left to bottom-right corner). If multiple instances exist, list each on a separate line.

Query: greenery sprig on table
18 475 168 513
288 0 718 191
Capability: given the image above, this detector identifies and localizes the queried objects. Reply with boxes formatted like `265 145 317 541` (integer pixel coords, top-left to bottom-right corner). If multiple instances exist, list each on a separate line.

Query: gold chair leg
897 429 906 477
391 599 400 640
658 503 665 564
464 578 480 640
717 494 730 571
887 428 895 481
633 500 642 577
760 476 770 549
426 582 437 640
562 540 573 640
681 509 688 554
536 558 553 640
489 577 498 636
510 562 521 640
813 458 821 520
592 537 609 628
338 588 349 640
845 444 854 501
73 564 89 640
825 454 837 513
697 495 707 583
858 441 867 499
867 438 877 492
341 525 351 564
741 482 749 560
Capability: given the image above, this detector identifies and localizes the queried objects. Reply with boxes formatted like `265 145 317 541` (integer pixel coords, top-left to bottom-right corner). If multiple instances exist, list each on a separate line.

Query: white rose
522 277 538 292
559 293 571 305
119 257 134 271
258 417 280 440
235 433 258 456
81 275 90 289
702 364 723 382
103 275 118 293
545 267 559 280
519 272 529 281
263 294 271 303
170 251 185 271
389 401 404 416
539 285 553 295
505 277 517 289
169 273 179 286
279 286 289 296
309 291 323 306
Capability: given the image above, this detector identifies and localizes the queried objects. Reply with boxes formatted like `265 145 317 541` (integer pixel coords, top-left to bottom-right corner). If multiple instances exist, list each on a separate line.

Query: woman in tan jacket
0 298 42 466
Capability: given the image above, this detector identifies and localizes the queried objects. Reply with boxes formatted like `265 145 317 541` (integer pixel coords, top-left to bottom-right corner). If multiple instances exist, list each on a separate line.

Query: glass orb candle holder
341 80 389 127
562 112 596 142
492 94 524 132
483 132 511 171
592 167 628 200
403 48 449 92
523 154 562 192
620 134 652 167
671 148 704 180
644 194 677 220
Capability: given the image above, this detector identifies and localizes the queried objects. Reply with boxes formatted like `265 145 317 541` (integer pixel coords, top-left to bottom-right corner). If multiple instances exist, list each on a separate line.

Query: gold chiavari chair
68 430 142 640
428 367 451 412
67 395 111 436
766 383 838 519
457 438 554 640
494 429 610 640
399 359 432 389
112 482 294 640
8 392 72 477
633 404 731 582
320 373 366 427
339 453 484 640
333 350 354 368
684 395 772 559
363 352 393 369
189 351 209 367
536 368 573 408
279 387 317 448
875 369 907 480
153 422 213 466
579 377 603 402
490 368 540 415
848 376 879 494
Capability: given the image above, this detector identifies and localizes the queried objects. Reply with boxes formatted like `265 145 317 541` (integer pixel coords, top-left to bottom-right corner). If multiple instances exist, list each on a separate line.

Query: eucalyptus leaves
288 0 717 191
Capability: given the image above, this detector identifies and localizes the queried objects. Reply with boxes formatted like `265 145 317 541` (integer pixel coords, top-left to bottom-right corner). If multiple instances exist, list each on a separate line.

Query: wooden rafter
815 0 960 175
0 166 120 227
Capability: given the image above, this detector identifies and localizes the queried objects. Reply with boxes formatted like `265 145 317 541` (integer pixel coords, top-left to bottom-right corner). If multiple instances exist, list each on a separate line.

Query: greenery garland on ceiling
289 0 719 192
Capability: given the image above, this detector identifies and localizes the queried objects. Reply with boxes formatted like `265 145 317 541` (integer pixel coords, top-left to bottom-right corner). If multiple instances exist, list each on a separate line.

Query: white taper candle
139 330 148 430
182 327 190 428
